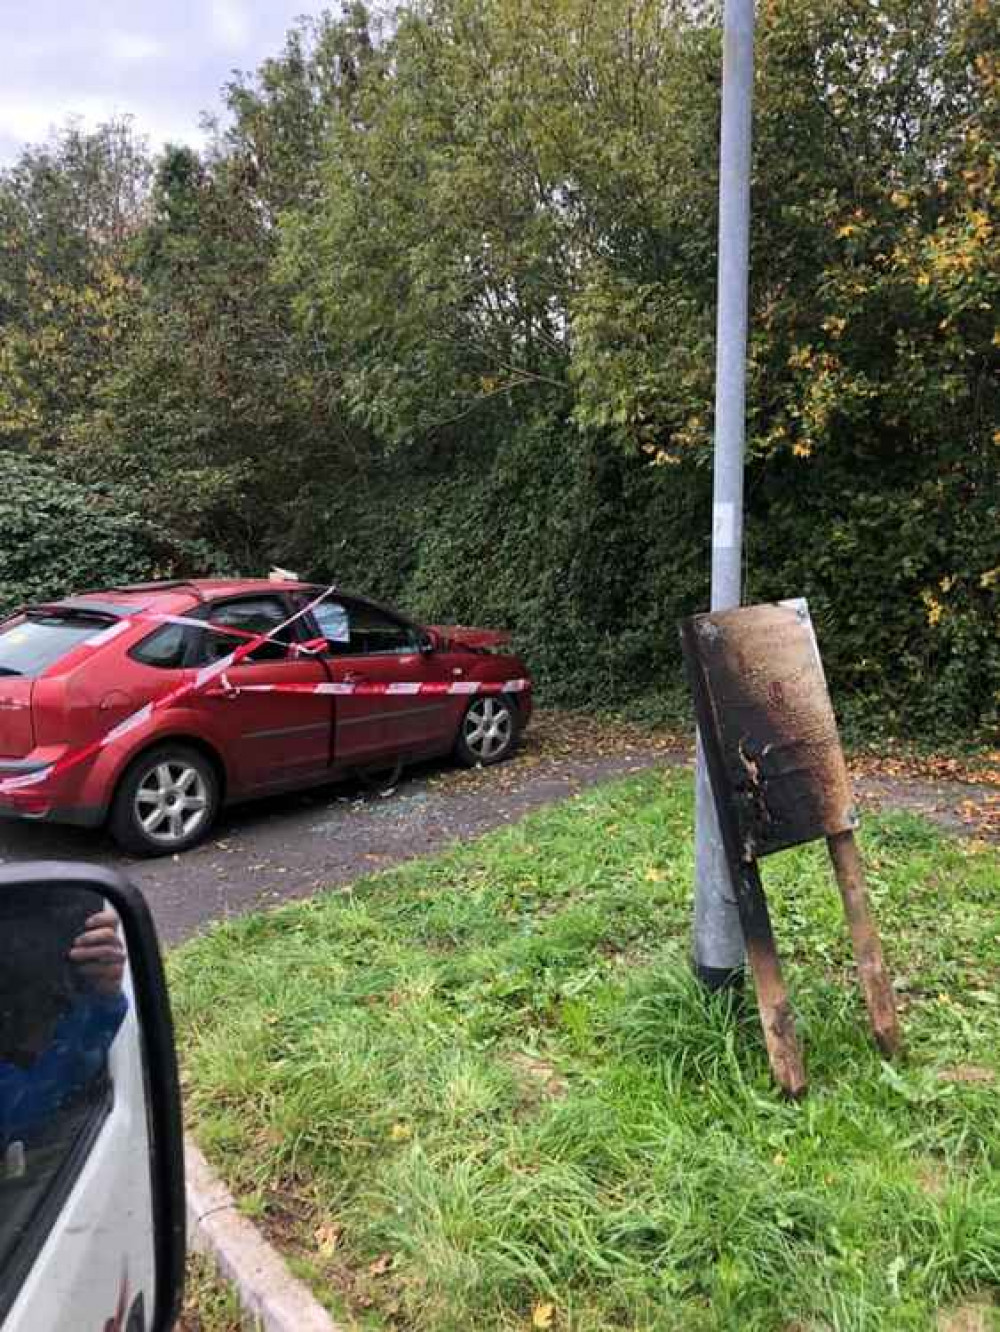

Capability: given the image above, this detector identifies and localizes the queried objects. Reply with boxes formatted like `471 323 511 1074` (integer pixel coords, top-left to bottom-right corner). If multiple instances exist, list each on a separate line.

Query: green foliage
0 1 997 737
0 119 149 450
0 452 203 614
170 772 1000 1330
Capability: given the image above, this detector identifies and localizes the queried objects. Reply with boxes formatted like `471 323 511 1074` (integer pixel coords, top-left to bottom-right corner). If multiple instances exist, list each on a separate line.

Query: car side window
129 622 191 670
317 602 417 656
195 597 296 666
0 888 126 1302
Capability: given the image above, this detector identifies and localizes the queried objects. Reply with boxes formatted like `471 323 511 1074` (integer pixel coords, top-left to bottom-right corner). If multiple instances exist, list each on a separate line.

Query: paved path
1 710 993 946
0 750 670 945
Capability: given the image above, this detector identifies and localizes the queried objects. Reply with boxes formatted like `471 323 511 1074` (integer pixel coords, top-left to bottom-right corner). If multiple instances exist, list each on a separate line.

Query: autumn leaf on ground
368 1253 393 1277
314 1223 341 1257
532 1302 556 1329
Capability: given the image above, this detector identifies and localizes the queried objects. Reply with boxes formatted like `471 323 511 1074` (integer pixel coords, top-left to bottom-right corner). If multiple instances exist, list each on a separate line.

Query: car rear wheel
109 744 219 856
455 694 518 766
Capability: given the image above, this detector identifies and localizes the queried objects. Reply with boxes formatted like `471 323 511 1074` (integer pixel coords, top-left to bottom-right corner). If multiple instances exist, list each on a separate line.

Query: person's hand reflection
67 912 125 998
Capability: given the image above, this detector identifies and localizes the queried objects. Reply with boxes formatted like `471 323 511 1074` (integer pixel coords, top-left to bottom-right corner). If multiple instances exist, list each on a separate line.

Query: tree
0 119 150 451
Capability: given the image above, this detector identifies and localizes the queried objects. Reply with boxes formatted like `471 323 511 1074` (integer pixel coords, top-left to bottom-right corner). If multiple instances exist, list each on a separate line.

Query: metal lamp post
692 0 755 989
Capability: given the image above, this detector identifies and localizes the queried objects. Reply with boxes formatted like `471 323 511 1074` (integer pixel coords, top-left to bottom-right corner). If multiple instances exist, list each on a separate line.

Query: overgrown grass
169 772 1000 1331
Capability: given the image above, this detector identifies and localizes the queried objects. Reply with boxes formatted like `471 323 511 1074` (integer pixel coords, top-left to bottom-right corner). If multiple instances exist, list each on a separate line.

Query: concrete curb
185 1135 341 1332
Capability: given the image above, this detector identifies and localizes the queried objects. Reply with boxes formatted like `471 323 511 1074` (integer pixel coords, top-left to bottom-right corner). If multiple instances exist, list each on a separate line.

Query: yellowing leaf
390 1122 413 1141
314 1223 342 1257
532 1302 556 1329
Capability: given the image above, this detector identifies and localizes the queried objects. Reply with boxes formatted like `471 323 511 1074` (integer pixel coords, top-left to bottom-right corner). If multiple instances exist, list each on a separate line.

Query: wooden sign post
680 599 901 1096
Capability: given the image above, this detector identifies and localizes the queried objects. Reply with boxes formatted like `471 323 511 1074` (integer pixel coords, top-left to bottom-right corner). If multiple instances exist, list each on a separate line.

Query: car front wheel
109 744 220 856
455 694 518 766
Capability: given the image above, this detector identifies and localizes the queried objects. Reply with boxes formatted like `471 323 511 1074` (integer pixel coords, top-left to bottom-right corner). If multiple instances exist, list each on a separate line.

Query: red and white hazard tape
210 678 529 698
0 586 527 800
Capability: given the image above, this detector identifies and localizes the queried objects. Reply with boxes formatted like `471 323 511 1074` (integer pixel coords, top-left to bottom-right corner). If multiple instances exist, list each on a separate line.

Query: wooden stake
734 860 808 1099
826 830 902 1058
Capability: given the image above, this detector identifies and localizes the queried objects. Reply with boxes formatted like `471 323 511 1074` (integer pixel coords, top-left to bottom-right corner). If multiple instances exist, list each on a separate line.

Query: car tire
455 693 519 767
109 744 220 857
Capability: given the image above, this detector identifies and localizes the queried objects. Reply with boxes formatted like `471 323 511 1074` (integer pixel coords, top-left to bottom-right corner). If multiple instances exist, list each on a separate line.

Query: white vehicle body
3 969 156 1331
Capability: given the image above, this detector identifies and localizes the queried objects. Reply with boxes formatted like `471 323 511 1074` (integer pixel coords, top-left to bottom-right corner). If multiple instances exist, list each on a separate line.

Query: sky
0 1 332 164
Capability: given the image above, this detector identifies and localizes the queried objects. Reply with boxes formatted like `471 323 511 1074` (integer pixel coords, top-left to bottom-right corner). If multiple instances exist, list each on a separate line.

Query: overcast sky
0 1 332 164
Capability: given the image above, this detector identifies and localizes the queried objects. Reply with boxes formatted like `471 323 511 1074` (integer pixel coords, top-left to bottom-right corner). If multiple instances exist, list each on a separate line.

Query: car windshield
0 615 106 679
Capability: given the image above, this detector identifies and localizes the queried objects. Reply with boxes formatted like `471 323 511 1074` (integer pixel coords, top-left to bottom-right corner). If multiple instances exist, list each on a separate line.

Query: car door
310 599 454 765
191 595 333 795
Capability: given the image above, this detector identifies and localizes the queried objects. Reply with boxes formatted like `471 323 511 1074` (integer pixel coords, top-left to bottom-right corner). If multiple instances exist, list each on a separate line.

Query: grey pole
692 0 755 989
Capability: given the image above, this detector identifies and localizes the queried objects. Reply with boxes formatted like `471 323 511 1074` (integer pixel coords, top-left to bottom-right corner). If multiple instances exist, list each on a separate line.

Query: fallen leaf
532 1302 556 1329
314 1223 341 1257
368 1253 393 1277
937 1064 995 1086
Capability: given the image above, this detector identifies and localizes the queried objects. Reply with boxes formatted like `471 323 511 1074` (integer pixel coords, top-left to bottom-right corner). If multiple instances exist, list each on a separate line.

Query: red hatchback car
0 579 531 855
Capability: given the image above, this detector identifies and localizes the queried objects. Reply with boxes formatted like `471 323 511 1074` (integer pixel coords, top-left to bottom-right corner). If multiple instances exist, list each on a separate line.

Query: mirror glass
1 886 124 1264
0 884 153 1330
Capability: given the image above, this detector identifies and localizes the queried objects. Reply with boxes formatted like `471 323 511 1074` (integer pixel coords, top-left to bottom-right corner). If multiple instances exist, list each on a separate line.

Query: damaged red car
0 578 531 856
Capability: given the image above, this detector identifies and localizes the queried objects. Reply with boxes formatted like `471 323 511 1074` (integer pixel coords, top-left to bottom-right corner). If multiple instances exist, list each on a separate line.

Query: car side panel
187 657 333 793
329 649 458 763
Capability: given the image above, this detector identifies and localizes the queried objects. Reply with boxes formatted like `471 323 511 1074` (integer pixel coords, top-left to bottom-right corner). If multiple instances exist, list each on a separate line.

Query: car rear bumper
0 755 104 828
0 797 105 828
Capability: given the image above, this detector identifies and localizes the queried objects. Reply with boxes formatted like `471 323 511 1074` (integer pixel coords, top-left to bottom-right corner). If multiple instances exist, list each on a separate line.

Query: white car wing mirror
0 863 185 1332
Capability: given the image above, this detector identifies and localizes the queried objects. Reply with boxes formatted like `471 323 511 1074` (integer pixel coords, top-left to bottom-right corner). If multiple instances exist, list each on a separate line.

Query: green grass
168 772 1000 1331
178 1253 244 1331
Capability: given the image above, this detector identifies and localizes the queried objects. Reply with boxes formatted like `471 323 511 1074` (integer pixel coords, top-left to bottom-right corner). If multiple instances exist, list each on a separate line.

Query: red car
0 578 531 855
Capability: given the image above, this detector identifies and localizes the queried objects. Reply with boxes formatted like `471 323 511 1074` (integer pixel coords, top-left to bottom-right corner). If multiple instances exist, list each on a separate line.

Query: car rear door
191 595 333 794
310 599 455 765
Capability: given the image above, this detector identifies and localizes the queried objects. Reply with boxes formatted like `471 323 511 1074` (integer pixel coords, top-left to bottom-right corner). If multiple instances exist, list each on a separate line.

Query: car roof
63 578 306 612
37 579 420 630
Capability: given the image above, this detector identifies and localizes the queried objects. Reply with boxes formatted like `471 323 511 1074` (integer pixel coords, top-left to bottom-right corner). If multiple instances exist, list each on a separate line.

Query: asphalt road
0 752 667 945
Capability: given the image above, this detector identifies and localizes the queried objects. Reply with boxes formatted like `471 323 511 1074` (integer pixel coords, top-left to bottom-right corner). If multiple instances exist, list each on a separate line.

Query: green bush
0 452 185 613
277 415 999 742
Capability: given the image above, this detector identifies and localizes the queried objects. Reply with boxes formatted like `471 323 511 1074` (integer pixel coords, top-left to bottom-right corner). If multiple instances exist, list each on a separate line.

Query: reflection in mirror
0 886 127 1274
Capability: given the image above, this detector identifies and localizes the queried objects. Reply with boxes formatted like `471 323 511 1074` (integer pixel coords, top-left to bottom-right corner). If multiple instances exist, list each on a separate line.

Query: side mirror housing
0 863 184 1332
418 629 438 654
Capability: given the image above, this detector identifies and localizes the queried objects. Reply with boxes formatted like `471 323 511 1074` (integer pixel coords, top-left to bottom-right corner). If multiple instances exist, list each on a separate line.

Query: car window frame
303 595 421 658
189 593 308 668
127 620 193 672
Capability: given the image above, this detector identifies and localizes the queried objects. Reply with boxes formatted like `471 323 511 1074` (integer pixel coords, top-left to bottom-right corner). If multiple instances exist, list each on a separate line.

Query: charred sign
680 599 901 1096
680 599 857 861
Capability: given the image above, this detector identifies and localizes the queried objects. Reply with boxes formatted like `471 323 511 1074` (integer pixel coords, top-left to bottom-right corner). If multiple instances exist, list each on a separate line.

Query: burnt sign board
680 599 857 861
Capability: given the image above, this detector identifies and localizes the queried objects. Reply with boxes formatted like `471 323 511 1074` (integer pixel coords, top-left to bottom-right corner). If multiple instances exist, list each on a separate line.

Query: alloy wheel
462 697 513 762
133 761 210 846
